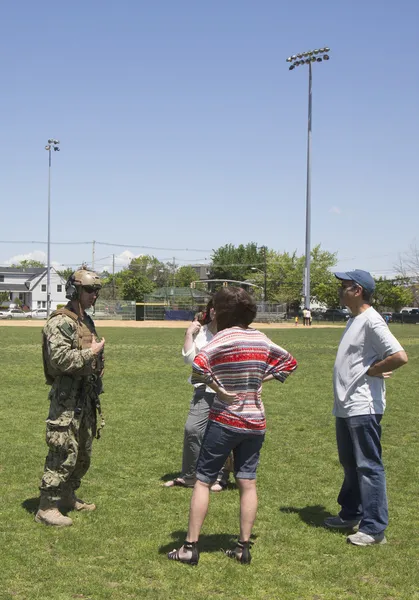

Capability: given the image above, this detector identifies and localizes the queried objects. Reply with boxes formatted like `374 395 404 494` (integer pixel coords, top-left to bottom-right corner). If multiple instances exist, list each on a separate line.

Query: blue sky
1 0 418 275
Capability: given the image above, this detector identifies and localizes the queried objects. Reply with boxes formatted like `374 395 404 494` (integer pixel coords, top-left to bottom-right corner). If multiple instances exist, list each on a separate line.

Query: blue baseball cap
334 269 375 293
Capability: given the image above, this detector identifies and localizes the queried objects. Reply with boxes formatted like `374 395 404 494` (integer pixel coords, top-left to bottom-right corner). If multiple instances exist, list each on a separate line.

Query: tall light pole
251 269 266 304
286 47 330 310
45 139 60 317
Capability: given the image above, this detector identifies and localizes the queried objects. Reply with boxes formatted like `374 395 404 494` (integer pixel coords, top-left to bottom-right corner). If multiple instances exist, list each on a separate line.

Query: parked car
26 308 49 319
320 308 351 322
392 308 419 324
0 308 28 319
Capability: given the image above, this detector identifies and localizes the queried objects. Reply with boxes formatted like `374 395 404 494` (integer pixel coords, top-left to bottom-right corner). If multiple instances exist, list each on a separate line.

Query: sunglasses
83 286 100 294
340 283 359 291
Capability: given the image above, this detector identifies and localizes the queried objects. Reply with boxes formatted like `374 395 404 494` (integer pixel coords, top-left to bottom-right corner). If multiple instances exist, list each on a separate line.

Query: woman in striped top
168 286 297 566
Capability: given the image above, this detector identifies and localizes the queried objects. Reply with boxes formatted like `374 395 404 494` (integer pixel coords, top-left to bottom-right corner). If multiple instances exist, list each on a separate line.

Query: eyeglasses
82 286 100 294
340 283 359 291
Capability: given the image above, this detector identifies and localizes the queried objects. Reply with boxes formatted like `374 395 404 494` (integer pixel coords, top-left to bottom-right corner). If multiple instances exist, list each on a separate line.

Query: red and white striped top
192 327 297 434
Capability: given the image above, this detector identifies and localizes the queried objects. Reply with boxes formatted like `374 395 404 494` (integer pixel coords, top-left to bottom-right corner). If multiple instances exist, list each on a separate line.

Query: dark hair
361 288 373 305
213 287 257 331
196 299 213 325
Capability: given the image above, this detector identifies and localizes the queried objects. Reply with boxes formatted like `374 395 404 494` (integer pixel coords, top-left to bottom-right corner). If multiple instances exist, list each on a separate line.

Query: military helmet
65 267 102 300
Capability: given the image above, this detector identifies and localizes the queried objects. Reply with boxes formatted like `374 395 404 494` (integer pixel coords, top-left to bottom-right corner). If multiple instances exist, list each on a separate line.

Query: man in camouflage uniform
35 267 106 527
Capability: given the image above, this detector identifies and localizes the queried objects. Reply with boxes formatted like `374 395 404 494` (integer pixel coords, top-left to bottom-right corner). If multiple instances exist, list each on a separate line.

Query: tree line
4 244 417 312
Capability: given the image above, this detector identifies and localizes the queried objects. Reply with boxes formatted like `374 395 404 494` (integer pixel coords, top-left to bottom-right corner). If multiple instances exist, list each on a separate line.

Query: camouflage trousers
40 400 95 504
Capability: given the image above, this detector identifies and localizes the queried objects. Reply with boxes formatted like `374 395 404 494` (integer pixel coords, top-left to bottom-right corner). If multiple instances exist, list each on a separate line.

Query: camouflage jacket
43 306 102 380
43 306 103 427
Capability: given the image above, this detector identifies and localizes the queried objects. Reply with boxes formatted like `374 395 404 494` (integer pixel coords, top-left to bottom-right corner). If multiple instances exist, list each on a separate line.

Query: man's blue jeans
335 414 388 535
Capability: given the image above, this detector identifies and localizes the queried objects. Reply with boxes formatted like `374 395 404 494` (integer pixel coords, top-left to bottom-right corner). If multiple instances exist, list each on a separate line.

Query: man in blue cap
324 270 408 545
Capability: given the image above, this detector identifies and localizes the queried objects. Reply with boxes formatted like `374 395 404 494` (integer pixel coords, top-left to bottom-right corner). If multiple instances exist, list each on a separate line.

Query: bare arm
367 350 408 378
192 373 237 404
262 374 275 382
182 321 201 363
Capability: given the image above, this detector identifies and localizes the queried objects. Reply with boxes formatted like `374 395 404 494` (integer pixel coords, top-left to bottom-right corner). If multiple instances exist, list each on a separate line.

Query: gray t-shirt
333 307 404 417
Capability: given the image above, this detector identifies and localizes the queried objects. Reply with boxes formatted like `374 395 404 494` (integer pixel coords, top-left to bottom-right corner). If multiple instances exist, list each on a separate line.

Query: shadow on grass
22 497 39 514
159 530 257 554
280 504 333 528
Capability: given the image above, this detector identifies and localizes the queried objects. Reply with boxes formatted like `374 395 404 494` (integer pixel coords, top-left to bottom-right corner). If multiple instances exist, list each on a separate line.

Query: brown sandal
225 540 253 564
163 478 194 488
167 541 199 566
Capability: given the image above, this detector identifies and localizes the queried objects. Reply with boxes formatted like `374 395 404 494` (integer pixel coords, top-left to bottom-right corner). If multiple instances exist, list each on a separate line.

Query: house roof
0 267 45 276
0 283 29 292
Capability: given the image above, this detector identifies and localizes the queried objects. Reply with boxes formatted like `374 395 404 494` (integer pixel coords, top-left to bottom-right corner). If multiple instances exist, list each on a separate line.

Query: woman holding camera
164 300 230 491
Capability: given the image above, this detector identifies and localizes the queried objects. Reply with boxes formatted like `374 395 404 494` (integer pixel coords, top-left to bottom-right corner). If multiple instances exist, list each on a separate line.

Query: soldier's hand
92 337 105 355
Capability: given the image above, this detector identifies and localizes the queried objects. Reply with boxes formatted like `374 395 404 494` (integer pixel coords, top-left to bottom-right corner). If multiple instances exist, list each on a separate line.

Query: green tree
175 266 199 288
0 291 10 306
57 268 74 281
307 247 340 308
129 255 166 287
265 250 304 310
373 277 413 311
209 243 265 282
249 245 338 309
313 281 341 309
11 259 45 268
121 272 155 302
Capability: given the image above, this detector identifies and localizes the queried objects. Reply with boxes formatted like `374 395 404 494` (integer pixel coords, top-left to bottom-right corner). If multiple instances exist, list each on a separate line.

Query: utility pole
92 240 96 270
112 254 115 300
172 256 176 287
263 246 267 308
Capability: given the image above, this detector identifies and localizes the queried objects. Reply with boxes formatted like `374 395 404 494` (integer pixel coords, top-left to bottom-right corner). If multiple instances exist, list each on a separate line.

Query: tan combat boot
60 493 96 512
35 497 73 527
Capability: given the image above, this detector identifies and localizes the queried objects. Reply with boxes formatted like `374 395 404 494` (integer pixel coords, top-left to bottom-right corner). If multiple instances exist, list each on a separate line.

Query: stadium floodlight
286 46 331 311
45 138 61 318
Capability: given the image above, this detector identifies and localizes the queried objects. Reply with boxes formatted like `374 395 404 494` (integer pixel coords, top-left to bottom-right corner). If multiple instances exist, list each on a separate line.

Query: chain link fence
87 299 136 320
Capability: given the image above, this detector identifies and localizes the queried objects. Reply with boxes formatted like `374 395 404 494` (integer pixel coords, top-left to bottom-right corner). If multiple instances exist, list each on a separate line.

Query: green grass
0 324 418 600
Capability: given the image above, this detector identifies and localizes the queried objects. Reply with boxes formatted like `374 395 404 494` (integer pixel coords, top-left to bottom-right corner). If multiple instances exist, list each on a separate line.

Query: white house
0 266 67 310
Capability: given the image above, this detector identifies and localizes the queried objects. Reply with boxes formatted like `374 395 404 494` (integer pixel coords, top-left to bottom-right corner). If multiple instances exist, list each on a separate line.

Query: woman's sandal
225 540 253 564
163 478 195 488
167 541 199 566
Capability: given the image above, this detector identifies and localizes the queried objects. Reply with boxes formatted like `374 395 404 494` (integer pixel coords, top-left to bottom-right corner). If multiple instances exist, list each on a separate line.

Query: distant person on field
164 300 231 492
36 267 105 527
324 270 408 546
167 286 297 566
303 307 311 326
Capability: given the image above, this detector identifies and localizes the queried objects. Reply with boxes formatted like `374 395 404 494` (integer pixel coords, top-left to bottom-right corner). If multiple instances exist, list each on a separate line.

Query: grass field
0 325 418 600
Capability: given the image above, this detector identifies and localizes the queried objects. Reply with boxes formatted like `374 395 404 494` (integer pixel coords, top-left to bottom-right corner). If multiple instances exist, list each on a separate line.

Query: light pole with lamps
45 139 60 317
286 47 330 310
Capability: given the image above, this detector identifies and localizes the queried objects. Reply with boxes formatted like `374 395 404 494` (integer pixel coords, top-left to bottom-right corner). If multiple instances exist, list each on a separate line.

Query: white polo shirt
182 324 215 391
333 307 404 417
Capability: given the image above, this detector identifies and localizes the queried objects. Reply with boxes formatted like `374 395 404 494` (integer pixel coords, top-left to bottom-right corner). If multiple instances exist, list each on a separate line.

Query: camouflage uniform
39 303 104 505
